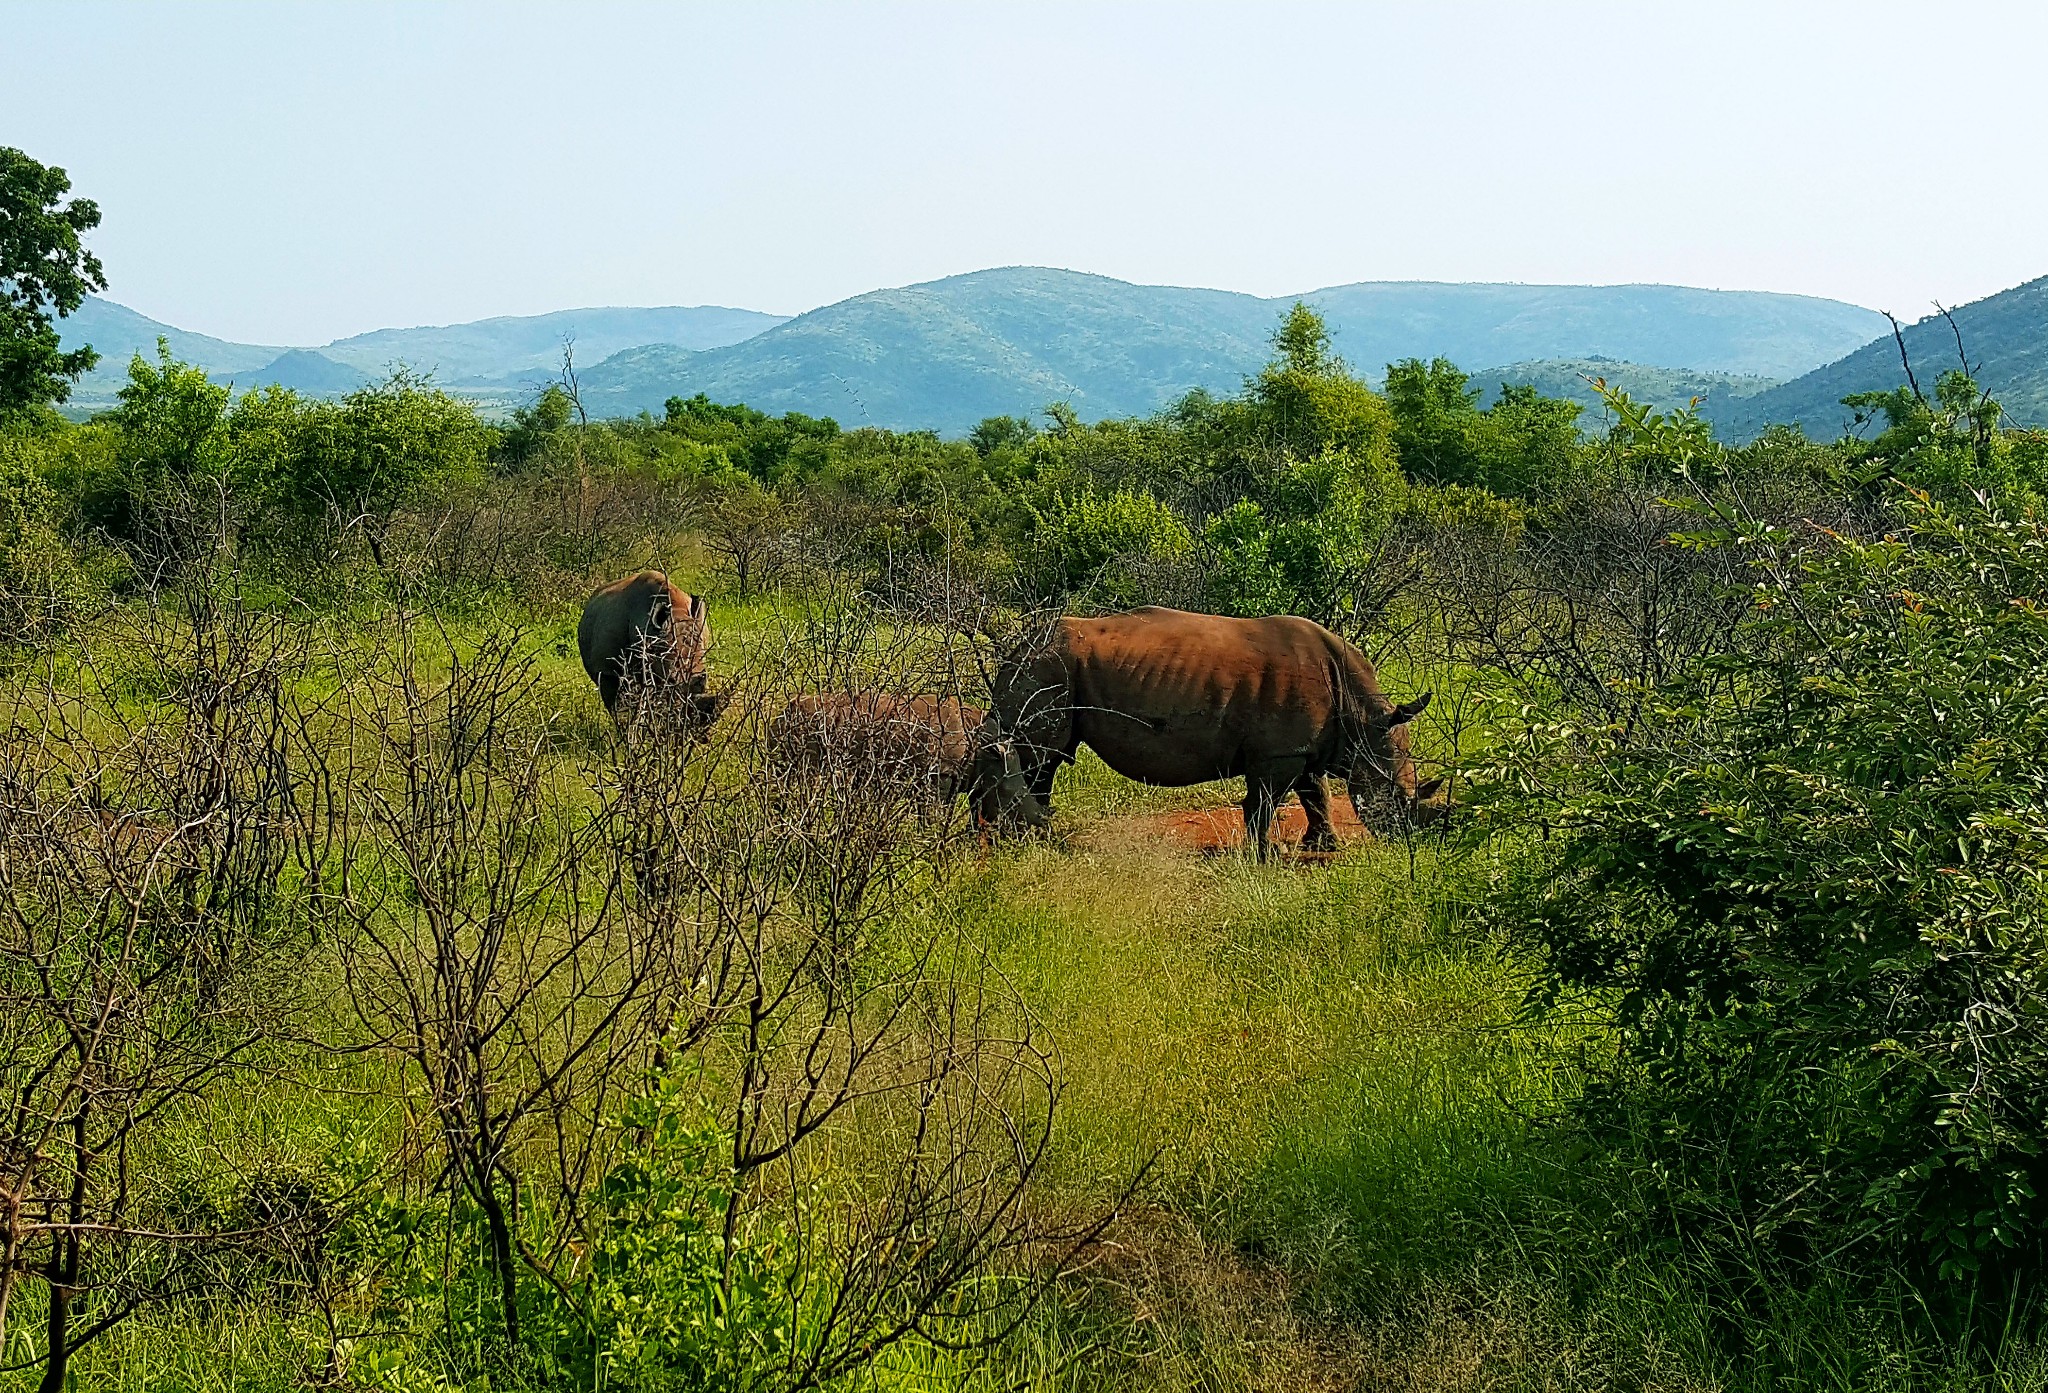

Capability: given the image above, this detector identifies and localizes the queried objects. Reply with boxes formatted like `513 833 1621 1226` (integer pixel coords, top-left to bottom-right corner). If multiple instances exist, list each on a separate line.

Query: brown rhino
987 606 1445 858
769 693 1044 828
576 570 724 727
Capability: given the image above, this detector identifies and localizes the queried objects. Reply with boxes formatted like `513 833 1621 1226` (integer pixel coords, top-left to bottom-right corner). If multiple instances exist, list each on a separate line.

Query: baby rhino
770 693 1043 829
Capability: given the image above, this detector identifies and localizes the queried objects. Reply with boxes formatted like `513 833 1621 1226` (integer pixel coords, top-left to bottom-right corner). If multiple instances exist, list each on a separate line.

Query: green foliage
1845 370 2048 503
552 1068 801 1393
108 339 232 487
1026 487 1191 609
1592 377 1724 483
495 383 575 469
1198 445 1405 624
1384 357 1588 496
663 392 840 485
1249 303 1393 465
968 414 1035 457
0 146 107 419
312 371 489 532
1484 489 2048 1280
0 426 98 631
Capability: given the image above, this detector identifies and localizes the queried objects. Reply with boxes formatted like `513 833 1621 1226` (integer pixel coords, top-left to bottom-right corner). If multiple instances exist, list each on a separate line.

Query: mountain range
1712 275 2048 439
56 299 789 407
561 270 1889 431
56 266 2046 440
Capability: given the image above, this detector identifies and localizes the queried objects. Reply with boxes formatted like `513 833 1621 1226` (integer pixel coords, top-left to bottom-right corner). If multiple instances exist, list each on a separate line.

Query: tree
700 475 798 598
0 148 106 420
1384 358 1588 496
1383 357 1481 484
1485 487 2048 1279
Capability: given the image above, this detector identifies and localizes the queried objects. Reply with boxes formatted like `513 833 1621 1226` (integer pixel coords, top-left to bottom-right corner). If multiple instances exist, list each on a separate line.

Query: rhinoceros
769 693 1044 829
987 606 1444 857
576 570 724 728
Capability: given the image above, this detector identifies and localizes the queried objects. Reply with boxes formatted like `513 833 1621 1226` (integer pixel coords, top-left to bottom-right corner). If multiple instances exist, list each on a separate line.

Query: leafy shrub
1026 486 1191 608
1483 488 2048 1280
0 428 98 632
1845 370 2048 505
1385 356 1589 497
1199 444 1408 627
556 1068 802 1393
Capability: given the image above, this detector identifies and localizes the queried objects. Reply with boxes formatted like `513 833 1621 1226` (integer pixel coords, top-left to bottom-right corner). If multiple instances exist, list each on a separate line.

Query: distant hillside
1469 358 1781 422
53 299 787 410
53 270 1893 432
249 350 371 395
576 267 1885 432
578 270 1281 427
323 305 788 383
1717 275 2048 441
1311 282 1881 382
57 298 284 408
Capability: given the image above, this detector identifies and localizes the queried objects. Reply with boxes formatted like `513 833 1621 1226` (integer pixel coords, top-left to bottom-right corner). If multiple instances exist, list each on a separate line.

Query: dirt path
1099 793 1374 861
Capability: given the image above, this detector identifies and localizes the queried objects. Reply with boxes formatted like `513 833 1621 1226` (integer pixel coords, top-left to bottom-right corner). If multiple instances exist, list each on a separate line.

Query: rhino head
968 731 1051 831
1345 691 1447 834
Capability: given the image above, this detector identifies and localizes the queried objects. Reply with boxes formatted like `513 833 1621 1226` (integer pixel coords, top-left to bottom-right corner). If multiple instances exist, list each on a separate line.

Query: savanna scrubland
9 184 2048 1390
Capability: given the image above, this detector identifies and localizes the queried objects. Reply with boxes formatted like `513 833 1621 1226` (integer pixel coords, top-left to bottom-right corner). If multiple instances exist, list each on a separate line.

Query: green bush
1482 487 2048 1281
0 427 98 632
1026 486 1191 608
1385 356 1589 497
560 1070 802 1393
1199 444 1406 625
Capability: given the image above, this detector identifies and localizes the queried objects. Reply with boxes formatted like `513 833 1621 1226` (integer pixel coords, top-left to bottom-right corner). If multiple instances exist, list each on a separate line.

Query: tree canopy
0 147 107 420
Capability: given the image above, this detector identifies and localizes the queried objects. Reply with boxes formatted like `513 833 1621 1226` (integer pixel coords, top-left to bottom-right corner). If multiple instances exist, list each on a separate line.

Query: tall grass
942 797 2048 1393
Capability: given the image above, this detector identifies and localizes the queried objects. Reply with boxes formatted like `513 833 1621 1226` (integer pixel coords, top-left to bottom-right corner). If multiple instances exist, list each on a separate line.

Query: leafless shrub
303 581 1102 1380
326 617 668 1348
1415 478 1749 737
0 579 330 1391
576 601 1111 1386
356 455 694 611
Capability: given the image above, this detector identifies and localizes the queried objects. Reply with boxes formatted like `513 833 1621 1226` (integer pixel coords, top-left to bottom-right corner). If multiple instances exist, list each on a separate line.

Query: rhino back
1061 609 1359 784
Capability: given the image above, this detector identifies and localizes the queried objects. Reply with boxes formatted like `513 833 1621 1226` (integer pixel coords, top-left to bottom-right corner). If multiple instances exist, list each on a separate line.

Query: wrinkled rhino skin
991 606 1442 857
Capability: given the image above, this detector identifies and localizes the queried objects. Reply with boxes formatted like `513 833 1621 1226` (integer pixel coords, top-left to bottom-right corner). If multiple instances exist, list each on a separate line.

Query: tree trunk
473 1161 519 1347
39 1140 87 1393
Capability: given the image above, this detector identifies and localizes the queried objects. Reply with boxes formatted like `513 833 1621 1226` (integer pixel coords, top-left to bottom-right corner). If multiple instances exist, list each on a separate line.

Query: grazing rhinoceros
576 570 724 728
988 606 1445 858
769 693 1045 829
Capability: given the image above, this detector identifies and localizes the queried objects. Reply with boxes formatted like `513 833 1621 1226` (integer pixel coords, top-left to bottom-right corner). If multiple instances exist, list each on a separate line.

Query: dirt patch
1131 795 1372 860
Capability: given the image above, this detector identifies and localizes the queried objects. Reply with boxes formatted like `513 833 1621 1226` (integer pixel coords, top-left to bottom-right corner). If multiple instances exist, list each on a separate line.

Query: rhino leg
1294 774 1338 852
1243 759 1305 862
1026 750 1063 817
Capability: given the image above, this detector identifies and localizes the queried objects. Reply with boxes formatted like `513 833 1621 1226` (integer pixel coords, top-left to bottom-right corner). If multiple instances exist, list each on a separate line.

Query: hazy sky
7 0 2045 346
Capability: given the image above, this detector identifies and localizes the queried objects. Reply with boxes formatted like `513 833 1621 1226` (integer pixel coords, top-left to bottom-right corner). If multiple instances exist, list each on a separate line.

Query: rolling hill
1469 357 1782 422
320 305 789 383
573 267 1888 432
52 299 789 410
56 297 285 407
52 268 1897 433
1713 275 2048 441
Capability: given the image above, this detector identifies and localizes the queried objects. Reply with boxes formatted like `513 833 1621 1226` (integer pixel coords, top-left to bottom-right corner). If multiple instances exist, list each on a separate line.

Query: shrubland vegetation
9 144 2048 1390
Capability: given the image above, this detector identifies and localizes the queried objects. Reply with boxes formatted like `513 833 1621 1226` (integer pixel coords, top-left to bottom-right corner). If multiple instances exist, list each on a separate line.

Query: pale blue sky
6 0 2045 345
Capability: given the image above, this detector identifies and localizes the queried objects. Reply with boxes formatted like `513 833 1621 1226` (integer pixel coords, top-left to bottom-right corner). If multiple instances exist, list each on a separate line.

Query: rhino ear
1387 692 1432 727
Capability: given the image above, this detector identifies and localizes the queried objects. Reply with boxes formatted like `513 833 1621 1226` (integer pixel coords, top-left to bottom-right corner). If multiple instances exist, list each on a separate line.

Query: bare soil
1126 794 1373 861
